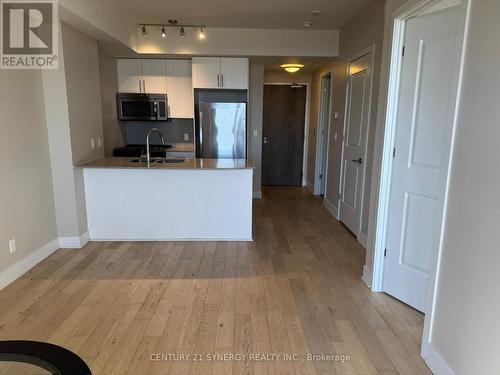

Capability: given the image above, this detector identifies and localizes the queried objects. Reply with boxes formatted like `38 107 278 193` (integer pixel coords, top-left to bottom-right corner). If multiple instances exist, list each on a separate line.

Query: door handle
352 158 363 164
263 136 271 145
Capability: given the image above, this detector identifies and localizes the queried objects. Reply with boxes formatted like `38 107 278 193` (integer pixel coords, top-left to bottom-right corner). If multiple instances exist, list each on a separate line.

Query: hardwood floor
0 187 430 374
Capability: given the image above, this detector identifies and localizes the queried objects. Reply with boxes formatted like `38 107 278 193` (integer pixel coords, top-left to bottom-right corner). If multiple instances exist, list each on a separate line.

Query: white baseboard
361 264 372 288
0 238 59 290
58 231 90 249
323 198 338 219
305 182 314 193
89 237 253 242
358 231 368 249
253 190 262 199
424 343 454 375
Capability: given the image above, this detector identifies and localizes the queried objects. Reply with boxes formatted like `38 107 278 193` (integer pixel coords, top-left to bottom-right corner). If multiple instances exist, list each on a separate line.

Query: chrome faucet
146 128 165 166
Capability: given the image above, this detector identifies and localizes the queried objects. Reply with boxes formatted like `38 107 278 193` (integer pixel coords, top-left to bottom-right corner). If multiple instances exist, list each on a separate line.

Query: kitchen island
77 157 254 241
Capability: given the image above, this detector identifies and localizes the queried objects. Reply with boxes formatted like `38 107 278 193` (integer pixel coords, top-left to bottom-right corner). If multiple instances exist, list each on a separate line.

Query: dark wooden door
262 85 307 186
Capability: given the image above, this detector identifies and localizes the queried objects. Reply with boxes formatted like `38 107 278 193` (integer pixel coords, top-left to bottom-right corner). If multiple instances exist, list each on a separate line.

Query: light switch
97 137 102 148
184 133 189 141
334 132 338 141
253 130 259 138
90 138 96 150
334 112 339 120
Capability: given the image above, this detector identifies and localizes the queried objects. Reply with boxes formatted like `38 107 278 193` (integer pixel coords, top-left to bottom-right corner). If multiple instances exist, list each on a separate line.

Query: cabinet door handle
143 80 146 93
139 80 142 93
217 74 220 88
221 74 224 87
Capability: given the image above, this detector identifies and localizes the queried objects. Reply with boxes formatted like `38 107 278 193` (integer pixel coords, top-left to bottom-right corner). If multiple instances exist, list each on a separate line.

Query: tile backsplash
121 118 194 145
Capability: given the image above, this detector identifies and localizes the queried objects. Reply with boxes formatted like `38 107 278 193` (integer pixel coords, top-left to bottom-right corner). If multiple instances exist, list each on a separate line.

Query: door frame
262 82 310 186
338 45 376 241
370 0 471 366
313 72 333 195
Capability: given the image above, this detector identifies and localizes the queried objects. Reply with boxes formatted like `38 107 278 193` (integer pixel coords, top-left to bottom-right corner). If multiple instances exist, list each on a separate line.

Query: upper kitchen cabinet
220 58 249 89
117 59 167 94
166 60 194 118
192 57 249 90
117 59 143 93
141 59 167 94
192 57 221 89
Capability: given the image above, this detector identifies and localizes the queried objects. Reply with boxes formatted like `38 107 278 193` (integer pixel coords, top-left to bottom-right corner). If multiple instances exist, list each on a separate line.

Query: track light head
180 26 185 37
161 26 166 38
141 25 147 35
198 27 205 40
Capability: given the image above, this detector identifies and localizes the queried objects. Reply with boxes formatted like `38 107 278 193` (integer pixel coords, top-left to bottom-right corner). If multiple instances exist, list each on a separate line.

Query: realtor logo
1 0 58 69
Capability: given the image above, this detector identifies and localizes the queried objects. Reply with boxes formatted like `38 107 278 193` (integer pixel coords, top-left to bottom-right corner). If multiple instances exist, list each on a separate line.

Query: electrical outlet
97 137 102 148
184 133 189 141
334 112 339 120
90 138 96 150
9 239 16 254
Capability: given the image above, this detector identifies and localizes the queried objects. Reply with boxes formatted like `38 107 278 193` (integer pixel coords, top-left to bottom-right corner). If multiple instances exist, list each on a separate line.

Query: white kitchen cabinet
166 60 194 118
117 59 143 93
117 59 167 94
220 58 249 89
141 60 167 94
192 57 249 90
192 57 221 89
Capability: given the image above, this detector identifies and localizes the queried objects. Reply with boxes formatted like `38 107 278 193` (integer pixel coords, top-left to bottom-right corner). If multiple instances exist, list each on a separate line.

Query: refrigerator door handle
199 111 203 154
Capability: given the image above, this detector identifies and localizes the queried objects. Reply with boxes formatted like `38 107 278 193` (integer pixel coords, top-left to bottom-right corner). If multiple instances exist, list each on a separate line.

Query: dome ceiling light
281 64 304 73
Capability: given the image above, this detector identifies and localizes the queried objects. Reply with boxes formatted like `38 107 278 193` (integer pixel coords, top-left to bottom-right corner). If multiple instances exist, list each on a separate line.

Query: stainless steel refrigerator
195 90 247 159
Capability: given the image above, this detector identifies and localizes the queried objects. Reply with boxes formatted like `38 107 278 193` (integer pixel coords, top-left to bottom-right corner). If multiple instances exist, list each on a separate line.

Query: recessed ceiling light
309 9 324 16
281 64 304 73
302 21 313 28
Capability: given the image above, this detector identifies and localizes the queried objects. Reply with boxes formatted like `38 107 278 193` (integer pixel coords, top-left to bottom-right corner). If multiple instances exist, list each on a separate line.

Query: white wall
99 50 123 156
249 64 264 196
62 22 105 164
0 70 57 275
136 28 339 57
42 21 105 240
430 0 500 372
316 0 386 240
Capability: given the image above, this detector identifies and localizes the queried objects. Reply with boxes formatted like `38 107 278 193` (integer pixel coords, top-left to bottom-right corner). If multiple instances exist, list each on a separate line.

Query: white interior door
315 75 331 195
339 52 373 235
141 59 167 94
384 7 460 312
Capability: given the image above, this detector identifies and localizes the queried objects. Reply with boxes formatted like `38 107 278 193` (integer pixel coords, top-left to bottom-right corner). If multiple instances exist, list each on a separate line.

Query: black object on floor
0 340 91 375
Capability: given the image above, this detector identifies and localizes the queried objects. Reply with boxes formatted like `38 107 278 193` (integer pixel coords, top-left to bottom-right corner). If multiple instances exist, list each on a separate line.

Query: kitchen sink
128 158 185 164
154 158 185 164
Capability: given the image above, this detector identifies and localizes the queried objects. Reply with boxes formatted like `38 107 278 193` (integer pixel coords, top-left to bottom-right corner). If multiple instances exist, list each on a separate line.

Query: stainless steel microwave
117 93 168 121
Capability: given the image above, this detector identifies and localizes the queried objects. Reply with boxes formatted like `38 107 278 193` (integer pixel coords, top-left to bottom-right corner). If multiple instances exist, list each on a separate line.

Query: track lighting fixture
139 21 207 40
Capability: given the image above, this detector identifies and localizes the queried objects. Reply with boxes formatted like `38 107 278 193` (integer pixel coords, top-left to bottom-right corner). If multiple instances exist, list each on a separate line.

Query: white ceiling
251 56 334 73
114 0 374 30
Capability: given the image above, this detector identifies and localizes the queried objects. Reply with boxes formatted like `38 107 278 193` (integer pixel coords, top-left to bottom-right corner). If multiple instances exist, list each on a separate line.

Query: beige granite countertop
76 157 254 170
166 143 195 152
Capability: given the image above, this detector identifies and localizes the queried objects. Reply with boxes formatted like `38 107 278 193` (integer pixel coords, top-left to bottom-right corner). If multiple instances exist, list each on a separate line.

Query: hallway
0 187 429 374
